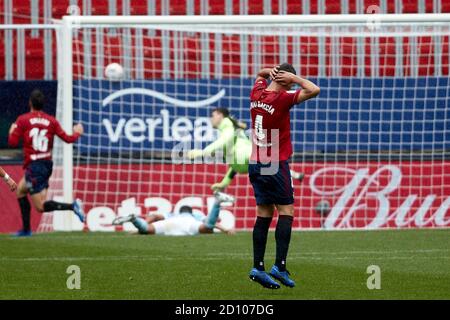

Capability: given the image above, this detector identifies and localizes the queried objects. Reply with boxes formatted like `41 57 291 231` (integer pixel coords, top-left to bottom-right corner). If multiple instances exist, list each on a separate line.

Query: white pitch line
0 255 449 262
206 248 450 256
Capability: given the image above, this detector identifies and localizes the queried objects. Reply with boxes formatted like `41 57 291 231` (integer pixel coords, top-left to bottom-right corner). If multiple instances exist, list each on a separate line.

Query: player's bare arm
145 213 165 223
0 166 17 192
9 123 17 135
55 122 84 143
256 66 279 82
214 223 236 235
274 71 320 103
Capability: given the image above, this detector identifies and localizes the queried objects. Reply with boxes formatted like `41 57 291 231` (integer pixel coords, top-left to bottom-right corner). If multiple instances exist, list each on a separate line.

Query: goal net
50 15 450 231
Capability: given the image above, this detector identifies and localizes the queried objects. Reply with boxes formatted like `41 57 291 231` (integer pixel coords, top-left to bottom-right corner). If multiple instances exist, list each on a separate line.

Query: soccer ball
315 200 331 216
105 62 124 81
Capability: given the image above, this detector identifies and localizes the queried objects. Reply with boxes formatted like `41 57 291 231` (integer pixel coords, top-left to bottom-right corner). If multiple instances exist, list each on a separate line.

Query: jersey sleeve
292 89 302 105
8 116 24 147
52 118 80 143
192 211 206 222
281 89 302 110
250 79 268 101
163 212 174 219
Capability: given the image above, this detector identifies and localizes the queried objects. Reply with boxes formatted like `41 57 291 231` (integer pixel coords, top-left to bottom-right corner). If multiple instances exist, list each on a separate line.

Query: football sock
132 217 149 234
43 201 74 212
204 200 220 229
18 197 31 232
253 216 272 271
275 215 293 272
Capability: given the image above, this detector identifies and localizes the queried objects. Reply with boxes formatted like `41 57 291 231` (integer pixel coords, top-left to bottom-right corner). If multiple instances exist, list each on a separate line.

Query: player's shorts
248 160 294 205
25 160 53 195
152 216 203 236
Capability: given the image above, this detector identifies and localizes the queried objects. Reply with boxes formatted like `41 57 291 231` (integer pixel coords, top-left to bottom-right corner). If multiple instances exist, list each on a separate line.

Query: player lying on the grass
0 166 17 191
8 89 86 237
248 63 320 289
112 192 235 236
188 107 304 192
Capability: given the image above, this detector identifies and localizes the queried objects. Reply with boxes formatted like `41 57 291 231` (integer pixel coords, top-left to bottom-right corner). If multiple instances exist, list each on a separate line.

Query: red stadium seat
425 0 434 13
1 0 448 79
340 37 357 76
442 0 450 12
379 37 396 76
142 35 163 78
24 33 47 79
52 1 71 19
26 57 45 79
442 36 449 75
170 4 186 15
91 0 109 15
417 36 435 76
286 0 302 14
325 0 341 14
386 0 396 13
297 37 319 77
12 0 32 24
309 0 319 14
130 5 148 16
209 0 226 14
129 3 148 15
248 1 264 14
402 37 411 76
402 0 418 13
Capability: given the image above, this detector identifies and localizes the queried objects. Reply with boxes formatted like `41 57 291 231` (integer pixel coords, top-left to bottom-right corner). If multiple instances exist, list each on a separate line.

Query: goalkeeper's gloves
211 178 232 191
187 149 203 159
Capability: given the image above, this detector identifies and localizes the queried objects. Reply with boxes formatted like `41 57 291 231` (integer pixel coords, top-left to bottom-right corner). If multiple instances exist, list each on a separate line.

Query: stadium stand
0 0 449 80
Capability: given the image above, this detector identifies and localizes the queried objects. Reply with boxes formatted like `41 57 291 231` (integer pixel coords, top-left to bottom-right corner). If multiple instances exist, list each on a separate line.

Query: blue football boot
269 265 295 288
13 230 32 237
249 268 280 289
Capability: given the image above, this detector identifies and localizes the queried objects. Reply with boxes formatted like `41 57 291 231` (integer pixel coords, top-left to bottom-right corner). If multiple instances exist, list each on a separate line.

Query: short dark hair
179 206 193 214
211 107 230 118
30 89 45 110
211 107 242 129
278 62 296 75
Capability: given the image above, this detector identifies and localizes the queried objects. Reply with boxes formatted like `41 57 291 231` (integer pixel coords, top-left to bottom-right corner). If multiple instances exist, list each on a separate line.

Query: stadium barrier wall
76 78 449 154
1 161 449 233
0 80 449 232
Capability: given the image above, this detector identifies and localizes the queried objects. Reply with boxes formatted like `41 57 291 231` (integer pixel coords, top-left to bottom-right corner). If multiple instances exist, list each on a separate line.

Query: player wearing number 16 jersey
248 63 320 289
8 89 85 237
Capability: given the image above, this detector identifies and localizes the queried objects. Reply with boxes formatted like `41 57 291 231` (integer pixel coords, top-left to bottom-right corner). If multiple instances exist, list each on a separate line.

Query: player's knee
257 204 275 217
278 208 294 216
34 200 45 213
146 224 155 235
16 187 27 198
199 225 213 234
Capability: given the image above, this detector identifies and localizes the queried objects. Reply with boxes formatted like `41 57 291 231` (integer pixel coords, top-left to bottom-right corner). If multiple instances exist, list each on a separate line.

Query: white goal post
52 13 450 231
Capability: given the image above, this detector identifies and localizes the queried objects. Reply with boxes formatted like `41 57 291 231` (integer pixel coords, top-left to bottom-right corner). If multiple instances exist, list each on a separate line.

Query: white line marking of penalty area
0 255 449 262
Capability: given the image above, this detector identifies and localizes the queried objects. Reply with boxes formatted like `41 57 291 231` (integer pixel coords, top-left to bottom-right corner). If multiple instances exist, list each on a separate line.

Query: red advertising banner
1 161 449 233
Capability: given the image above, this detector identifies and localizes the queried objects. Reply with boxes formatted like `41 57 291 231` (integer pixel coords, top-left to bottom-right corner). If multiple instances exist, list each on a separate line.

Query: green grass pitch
0 229 449 299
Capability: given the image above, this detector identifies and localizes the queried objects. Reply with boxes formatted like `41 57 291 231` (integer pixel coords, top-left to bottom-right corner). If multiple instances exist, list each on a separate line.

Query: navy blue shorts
248 160 294 205
25 160 53 195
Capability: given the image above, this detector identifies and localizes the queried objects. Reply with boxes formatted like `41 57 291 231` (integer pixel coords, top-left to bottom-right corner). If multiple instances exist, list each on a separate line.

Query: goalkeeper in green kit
188 107 304 191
